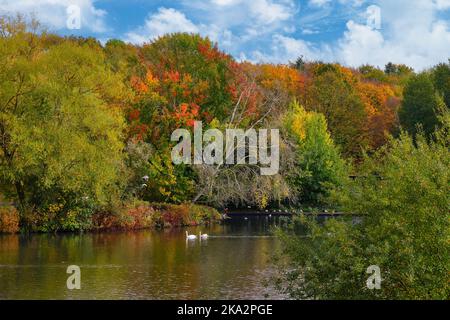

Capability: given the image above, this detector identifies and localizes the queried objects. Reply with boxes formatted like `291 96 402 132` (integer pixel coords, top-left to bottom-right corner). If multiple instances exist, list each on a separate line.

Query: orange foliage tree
357 81 400 149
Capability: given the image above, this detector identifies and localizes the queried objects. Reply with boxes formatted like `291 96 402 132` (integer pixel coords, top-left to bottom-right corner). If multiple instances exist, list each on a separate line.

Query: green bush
276 127 450 299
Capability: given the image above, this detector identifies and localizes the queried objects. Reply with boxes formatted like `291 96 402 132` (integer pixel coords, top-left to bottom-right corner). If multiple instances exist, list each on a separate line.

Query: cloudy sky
1 0 450 70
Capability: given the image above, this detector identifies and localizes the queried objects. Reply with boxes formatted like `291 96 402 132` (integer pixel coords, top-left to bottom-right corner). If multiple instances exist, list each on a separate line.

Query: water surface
0 216 289 300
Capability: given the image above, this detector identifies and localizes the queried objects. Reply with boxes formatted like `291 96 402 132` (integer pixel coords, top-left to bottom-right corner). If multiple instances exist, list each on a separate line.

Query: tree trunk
14 181 26 216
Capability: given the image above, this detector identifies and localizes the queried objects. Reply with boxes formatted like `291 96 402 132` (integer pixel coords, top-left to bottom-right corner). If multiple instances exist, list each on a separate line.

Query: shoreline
1 201 357 235
0 202 223 235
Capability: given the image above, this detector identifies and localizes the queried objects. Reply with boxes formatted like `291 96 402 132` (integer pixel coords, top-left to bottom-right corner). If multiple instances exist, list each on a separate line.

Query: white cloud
207 0 294 23
0 0 107 32
125 8 199 44
334 0 450 70
252 0 450 70
210 0 242 6
185 0 296 34
309 0 332 7
248 0 293 24
302 28 319 35
250 34 329 64
124 7 240 49
434 0 450 10
309 0 365 8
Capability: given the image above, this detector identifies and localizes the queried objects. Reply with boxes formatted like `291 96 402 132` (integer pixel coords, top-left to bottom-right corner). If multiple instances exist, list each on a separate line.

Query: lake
0 216 290 300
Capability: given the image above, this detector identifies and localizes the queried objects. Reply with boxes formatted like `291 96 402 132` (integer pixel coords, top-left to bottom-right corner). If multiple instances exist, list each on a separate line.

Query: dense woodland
0 16 448 231
0 16 448 300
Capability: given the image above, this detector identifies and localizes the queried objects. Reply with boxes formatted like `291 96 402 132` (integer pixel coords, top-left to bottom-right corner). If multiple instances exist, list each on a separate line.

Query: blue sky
1 0 450 70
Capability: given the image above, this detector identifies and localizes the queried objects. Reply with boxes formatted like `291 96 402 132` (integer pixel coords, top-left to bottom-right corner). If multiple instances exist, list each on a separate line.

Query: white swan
186 231 197 240
199 231 209 240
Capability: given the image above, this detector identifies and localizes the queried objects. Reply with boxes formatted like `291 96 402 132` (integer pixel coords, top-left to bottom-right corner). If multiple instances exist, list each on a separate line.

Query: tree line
0 16 448 235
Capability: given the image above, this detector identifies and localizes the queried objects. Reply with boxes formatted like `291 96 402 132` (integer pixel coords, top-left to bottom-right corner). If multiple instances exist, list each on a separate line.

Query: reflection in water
0 216 290 300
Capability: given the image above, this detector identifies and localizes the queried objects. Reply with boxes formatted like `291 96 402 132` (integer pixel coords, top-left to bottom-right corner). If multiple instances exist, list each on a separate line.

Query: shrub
141 202 221 228
0 206 20 233
276 128 450 299
92 200 154 231
22 199 96 232
160 203 191 227
91 209 120 231
116 201 157 230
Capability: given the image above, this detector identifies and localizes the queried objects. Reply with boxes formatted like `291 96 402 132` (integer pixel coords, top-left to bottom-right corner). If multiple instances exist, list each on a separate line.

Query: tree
399 73 441 137
191 76 293 208
432 60 450 108
125 34 240 203
385 62 413 76
304 64 369 157
0 17 126 230
251 64 306 104
359 65 389 83
292 55 306 71
357 81 400 149
384 62 396 75
276 123 450 299
284 101 347 204
140 33 236 121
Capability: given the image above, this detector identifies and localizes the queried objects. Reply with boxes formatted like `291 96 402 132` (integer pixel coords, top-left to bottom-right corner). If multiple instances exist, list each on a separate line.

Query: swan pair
185 231 208 240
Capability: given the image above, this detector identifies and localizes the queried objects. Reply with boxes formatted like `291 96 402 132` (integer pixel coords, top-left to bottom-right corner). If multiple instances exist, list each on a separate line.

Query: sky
1 0 450 70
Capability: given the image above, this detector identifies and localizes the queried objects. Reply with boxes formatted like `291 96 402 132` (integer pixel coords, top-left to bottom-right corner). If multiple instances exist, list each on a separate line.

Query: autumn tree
0 17 126 230
139 33 236 122
126 34 269 204
303 64 369 157
191 72 293 208
357 81 400 149
104 39 140 78
358 65 389 83
251 64 306 102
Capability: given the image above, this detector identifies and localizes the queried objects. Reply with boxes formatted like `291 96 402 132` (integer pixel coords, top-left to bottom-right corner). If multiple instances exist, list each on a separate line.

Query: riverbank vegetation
275 120 450 299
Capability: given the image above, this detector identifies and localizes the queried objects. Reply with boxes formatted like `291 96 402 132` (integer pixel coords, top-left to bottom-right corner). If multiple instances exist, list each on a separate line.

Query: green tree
0 17 126 229
276 124 450 299
399 73 441 137
432 60 450 108
284 101 347 204
292 55 306 71
104 39 139 75
359 65 388 83
385 62 413 76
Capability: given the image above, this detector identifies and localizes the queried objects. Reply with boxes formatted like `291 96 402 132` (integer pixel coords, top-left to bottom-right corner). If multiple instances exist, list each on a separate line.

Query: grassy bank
0 201 222 234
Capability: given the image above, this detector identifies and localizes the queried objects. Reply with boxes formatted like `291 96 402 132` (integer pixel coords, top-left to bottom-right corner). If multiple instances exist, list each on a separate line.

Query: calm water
0 216 290 300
